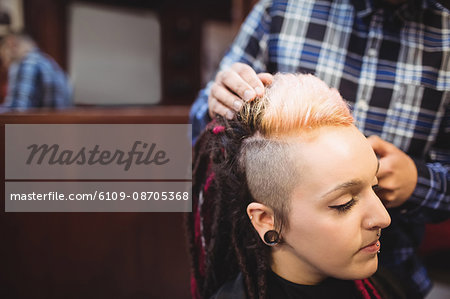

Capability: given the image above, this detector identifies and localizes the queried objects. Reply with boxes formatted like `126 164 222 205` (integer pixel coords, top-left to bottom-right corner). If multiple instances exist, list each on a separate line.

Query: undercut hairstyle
240 74 353 230
188 73 354 299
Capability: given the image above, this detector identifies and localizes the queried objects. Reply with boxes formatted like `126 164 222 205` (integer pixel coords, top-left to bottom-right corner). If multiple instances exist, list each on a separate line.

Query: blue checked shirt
2 48 72 108
190 0 450 297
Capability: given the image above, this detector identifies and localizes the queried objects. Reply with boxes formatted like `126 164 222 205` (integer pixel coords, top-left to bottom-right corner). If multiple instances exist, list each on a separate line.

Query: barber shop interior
1 0 449 298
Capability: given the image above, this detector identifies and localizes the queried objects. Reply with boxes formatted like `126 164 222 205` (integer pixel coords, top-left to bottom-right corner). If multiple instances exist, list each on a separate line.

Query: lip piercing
377 230 381 237
377 250 381 254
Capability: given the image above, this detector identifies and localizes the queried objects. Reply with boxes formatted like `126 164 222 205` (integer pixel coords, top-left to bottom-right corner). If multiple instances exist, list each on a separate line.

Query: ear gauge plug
263 230 280 246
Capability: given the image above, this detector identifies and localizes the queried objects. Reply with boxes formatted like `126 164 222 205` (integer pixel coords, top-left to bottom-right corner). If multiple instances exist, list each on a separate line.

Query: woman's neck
271 246 327 285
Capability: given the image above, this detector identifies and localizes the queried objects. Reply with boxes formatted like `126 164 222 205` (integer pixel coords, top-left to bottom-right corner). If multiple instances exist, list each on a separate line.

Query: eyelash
330 198 357 213
330 184 379 213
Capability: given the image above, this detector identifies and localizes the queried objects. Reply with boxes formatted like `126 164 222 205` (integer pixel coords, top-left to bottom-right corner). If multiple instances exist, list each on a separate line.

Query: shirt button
358 100 369 110
367 48 377 57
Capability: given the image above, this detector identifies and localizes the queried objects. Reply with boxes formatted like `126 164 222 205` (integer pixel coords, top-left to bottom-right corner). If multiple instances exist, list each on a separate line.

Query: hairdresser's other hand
208 62 273 119
368 135 418 208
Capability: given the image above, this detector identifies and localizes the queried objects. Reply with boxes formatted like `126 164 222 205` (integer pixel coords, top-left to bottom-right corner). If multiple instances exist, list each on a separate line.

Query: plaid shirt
2 48 72 108
190 0 449 297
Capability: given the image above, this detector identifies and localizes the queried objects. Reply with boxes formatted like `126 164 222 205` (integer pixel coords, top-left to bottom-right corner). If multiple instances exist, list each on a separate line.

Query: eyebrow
322 160 380 199
322 179 363 199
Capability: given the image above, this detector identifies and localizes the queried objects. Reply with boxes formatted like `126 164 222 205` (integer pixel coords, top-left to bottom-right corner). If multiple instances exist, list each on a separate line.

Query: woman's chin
353 258 379 280
333 257 379 281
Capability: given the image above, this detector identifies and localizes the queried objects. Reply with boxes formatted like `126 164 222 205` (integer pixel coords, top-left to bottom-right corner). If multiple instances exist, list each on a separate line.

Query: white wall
68 2 161 105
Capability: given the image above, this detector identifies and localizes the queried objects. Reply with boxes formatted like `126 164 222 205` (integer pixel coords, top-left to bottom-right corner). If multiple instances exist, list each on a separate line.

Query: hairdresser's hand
208 62 273 119
368 135 418 208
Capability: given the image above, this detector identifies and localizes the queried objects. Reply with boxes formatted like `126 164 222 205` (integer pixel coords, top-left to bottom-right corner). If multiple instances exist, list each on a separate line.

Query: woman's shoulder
210 273 247 299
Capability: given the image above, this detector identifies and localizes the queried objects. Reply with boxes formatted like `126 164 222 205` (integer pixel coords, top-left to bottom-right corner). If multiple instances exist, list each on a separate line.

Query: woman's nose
363 191 391 230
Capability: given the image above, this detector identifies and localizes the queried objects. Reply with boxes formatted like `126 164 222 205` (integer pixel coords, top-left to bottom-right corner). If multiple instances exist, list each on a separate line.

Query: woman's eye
329 198 357 213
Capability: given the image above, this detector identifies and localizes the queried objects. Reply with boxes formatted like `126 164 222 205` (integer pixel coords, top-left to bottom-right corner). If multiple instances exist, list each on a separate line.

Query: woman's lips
360 240 380 254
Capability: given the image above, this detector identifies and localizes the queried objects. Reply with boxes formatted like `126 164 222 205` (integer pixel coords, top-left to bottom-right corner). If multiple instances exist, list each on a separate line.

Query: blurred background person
0 32 72 108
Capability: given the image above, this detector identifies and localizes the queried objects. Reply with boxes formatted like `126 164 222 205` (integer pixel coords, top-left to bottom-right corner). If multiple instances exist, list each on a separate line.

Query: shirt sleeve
189 0 273 144
4 61 40 108
399 104 450 223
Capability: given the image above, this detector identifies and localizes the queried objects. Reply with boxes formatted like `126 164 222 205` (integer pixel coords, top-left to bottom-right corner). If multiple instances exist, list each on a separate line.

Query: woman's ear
247 202 275 242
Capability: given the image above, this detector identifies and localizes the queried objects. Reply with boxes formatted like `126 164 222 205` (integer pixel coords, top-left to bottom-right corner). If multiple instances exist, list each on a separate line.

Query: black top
211 268 410 299
211 271 364 299
267 271 362 299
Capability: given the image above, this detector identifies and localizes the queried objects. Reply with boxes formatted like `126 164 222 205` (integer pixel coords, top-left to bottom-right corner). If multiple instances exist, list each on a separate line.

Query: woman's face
272 125 391 284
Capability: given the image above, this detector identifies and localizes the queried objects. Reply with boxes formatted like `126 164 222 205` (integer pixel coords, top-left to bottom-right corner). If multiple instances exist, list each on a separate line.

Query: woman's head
239 73 354 231
189 73 390 299
240 74 391 283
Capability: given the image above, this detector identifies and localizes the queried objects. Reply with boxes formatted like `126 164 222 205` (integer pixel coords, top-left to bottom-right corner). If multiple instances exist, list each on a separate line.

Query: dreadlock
188 114 272 299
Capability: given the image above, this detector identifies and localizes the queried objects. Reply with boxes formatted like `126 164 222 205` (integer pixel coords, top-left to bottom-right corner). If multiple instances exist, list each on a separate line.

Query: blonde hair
239 73 353 229
241 73 353 136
